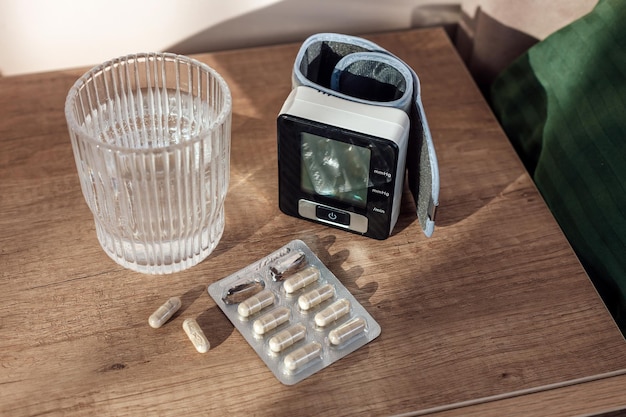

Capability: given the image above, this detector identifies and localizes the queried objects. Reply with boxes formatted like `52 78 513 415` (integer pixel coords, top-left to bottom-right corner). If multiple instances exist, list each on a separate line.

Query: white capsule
253 307 291 335
284 341 322 372
237 289 275 318
182 318 210 353
298 283 335 311
268 323 306 353
283 265 320 294
314 298 351 327
329 317 367 346
148 296 181 329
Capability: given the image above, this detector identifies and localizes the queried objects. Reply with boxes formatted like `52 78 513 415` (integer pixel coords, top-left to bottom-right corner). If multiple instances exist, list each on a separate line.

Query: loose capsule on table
314 298 351 327
253 306 291 335
148 296 181 329
238 289 275 318
269 323 307 353
283 265 320 294
183 318 210 353
329 317 367 346
284 341 322 372
298 283 335 311
269 250 306 280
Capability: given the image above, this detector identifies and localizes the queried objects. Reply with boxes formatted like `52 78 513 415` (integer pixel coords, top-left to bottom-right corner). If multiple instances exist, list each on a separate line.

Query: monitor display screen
301 132 371 207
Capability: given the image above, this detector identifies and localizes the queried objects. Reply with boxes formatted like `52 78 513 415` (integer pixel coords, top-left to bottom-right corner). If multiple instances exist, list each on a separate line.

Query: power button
316 206 350 226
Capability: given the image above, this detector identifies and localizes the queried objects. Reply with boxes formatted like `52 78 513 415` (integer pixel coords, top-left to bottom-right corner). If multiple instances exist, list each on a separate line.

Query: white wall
0 0 279 75
0 0 595 77
0 0 459 76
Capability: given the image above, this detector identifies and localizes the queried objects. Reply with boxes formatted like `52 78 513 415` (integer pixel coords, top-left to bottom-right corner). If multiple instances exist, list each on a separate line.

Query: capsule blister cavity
329 317 367 346
298 283 335 311
183 318 210 353
269 250 306 280
269 323 306 353
148 296 181 329
283 265 320 294
314 298 350 327
238 289 275 318
253 307 291 336
284 342 322 373
222 278 265 305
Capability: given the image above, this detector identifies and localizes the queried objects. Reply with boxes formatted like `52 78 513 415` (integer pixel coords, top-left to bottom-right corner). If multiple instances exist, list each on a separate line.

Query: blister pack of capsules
208 239 381 385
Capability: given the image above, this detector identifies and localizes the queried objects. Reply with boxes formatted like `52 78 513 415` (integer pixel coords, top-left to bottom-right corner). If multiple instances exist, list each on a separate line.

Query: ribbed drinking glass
65 53 232 274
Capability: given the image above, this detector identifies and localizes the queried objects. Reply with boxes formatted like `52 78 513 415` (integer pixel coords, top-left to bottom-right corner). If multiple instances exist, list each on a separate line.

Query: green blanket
490 0 626 332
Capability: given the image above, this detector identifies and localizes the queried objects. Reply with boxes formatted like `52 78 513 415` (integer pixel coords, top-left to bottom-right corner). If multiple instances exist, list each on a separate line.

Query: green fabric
490 0 626 332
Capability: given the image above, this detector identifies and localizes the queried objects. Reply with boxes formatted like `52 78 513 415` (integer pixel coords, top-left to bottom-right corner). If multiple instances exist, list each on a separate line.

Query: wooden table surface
2 28 626 416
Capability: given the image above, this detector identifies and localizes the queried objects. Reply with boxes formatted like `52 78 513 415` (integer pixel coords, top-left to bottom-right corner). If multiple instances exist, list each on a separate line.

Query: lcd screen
301 132 371 207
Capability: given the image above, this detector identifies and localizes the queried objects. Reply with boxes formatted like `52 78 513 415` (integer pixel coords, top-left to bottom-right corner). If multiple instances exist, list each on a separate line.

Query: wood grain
422 372 626 416
1 28 625 416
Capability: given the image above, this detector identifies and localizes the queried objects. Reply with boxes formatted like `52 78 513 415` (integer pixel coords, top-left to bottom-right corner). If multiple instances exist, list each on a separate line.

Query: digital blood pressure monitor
277 33 440 240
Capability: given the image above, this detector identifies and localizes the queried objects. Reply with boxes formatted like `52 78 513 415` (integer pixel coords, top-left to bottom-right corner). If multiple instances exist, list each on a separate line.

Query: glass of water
65 53 232 274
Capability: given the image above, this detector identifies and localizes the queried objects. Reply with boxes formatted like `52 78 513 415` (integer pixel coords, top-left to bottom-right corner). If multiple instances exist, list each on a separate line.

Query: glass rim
64 52 232 152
